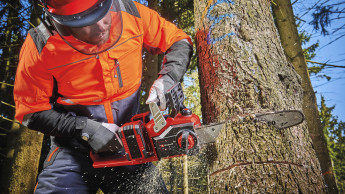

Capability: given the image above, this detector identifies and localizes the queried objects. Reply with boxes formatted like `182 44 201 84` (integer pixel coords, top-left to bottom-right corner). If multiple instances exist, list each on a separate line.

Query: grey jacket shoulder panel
28 22 52 54
117 0 141 18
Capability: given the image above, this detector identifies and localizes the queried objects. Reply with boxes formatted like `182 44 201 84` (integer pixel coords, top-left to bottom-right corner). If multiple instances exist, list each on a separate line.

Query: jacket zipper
114 59 123 88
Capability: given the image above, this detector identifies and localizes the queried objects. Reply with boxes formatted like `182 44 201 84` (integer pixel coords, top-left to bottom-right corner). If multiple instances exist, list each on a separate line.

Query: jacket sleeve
14 34 54 124
136 2 193 82
14 34 87 137
27 109 87 137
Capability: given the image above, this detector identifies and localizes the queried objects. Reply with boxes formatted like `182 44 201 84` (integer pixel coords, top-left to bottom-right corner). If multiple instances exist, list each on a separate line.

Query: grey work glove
146 74 175 111
81 119 123 153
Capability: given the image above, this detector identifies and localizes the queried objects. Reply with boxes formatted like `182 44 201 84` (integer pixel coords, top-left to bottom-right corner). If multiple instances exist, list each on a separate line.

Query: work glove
146 74 175 111
81 119 123 153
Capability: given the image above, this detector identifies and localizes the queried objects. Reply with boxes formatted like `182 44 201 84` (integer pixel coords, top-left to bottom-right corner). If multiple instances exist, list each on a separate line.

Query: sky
293 0 345 121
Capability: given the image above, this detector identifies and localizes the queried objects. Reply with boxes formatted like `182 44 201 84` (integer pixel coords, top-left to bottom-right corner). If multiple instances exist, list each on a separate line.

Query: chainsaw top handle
166 83 192 118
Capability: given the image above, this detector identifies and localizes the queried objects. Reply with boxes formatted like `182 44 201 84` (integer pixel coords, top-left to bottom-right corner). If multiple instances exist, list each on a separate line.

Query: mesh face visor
45 0 123 55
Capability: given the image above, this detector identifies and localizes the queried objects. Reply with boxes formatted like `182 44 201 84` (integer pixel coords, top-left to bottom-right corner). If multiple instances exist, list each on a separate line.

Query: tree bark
272 0 338 193
194 0 325 192
0 124 44 193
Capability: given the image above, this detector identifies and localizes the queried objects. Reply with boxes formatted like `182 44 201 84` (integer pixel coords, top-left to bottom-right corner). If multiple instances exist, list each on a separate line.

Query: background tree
271 0 338 192
293 0 345 192
194 0 325 192
0 0 45 193
140 0 160 113
319 96 345 193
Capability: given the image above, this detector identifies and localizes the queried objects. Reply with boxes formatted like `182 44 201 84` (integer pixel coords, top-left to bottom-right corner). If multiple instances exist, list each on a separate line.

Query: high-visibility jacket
14 0 192 127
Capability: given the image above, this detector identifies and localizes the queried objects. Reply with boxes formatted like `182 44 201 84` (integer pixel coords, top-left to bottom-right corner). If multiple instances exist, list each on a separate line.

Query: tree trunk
272 0 338 193
0 125 43 193
194 0 325 192
141 0 160 112
142 51 159 112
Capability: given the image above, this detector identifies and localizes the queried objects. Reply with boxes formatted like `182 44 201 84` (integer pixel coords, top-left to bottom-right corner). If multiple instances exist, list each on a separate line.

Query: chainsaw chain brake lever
179 130 199 156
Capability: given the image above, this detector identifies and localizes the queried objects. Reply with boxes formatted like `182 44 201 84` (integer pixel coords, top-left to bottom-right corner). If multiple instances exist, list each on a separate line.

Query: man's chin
94 35 110 46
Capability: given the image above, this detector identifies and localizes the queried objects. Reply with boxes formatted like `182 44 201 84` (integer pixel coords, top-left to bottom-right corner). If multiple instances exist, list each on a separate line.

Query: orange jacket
14 1 191 125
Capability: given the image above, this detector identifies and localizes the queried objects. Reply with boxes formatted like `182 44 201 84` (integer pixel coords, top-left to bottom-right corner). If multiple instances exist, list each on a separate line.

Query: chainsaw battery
118 120 152 161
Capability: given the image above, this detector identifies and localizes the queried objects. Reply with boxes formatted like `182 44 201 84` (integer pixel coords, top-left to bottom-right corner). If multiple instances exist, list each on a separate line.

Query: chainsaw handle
130 112 151 124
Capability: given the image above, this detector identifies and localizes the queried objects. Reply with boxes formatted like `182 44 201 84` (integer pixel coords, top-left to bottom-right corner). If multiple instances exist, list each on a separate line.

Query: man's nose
94 17 109 31
95 21 107 31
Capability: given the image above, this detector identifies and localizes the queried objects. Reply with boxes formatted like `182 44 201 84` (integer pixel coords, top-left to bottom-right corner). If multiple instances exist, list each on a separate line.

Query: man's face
69 12 112 45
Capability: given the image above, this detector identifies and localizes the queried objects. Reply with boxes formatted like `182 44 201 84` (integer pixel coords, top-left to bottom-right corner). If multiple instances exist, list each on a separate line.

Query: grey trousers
35 145 168 194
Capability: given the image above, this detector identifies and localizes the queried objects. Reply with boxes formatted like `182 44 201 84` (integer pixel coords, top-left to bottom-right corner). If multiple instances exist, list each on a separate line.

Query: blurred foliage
296 22 332 81
310 5 332 36
182 70 201 118
309 1 345 49
157 153 208 193
319 96 345 193
299 27 318 61
310 2 345 37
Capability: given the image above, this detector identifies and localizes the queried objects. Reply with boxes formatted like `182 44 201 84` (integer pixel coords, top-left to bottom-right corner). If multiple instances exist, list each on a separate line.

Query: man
14 0 192 193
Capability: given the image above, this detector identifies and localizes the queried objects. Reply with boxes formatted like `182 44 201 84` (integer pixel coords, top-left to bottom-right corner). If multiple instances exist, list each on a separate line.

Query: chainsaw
90 83 304 168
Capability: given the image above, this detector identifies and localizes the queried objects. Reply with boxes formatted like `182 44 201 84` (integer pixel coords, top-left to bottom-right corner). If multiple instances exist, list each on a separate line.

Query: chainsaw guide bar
195 110 305 144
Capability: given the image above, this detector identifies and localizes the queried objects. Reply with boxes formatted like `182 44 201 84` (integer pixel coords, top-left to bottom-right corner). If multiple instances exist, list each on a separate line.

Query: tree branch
0 81 14 87
0 126 11 133
0 115 19 124
1 101 15 108
307 60 345 68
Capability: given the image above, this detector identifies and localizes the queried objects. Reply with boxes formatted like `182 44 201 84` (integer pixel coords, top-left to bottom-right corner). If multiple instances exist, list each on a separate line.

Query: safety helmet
42 0 123 55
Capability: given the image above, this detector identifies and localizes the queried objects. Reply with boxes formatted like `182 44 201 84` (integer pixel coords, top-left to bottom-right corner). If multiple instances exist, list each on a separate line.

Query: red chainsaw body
90 112 201 168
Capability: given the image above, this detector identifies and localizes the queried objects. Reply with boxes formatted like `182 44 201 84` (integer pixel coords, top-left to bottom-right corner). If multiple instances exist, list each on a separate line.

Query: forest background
0 0 344 193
